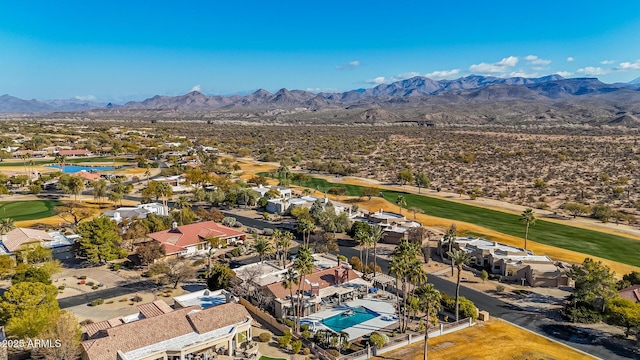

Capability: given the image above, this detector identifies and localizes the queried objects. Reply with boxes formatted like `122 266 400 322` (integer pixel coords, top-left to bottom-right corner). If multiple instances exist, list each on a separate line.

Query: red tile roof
266 265 359 299
149 221 245 255
71 170 102 181
1 228 54 253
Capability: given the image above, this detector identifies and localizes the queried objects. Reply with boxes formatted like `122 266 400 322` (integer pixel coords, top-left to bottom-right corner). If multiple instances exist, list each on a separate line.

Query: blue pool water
47 165 126 173
322 307 379 332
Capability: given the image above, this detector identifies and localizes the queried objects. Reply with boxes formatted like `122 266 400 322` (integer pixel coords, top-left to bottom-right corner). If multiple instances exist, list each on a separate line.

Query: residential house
71 170 102 182
81 299 253 360
619 285 640 303
148 221 246 256
0 228 78 260
452 237 570 287
57 149 92 157
104 203 168 223
264 259 368 318
351 209 422 244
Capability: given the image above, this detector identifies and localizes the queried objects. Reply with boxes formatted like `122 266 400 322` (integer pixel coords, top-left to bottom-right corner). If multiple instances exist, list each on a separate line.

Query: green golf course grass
263 173 640 268
0 200 62 221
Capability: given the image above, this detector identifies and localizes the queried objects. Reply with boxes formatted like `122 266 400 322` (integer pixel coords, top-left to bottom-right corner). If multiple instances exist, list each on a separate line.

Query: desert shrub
496 284 505 293
300 324 310 332
349 256 363 272
111 263 121 271
301 330 311 339
79 319 93 325
78 275 87 280
337 254 347 262
277 331 292 348
328 349 340 357
92 285 99 290
303 347 311 355
263 228 274 236
192 259 205 266
58 285 65 290
86 281 95 287
441 294 478 320
221 217 237 227
258 332 271 342
368 332 386 348
90 298 104 307
132 295 143 302
230 248 242 257
283 318 294 328
106 300 114 304
291 340 302 354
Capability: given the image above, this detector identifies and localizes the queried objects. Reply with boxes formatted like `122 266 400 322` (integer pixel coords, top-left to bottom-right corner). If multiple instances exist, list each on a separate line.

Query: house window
493 265 501 270
197 243 204 250
507 270 514 276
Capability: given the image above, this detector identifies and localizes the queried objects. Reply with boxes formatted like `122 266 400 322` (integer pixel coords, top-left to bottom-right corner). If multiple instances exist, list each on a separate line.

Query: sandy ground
373 319 596 360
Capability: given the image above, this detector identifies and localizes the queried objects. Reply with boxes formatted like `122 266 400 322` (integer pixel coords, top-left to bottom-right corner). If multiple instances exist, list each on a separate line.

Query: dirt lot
374 319 595 360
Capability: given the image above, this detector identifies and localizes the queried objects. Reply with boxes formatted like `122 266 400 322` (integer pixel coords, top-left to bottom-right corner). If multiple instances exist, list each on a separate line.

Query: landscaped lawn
0 200 61 221
266 174 640 268
259 356 286 360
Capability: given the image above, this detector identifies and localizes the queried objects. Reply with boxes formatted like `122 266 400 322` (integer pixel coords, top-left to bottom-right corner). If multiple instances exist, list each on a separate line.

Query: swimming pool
322 307 379 332
47 165 128 173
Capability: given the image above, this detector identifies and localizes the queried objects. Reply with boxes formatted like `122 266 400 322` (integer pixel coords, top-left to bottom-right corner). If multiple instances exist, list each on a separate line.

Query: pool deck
302 298 397 340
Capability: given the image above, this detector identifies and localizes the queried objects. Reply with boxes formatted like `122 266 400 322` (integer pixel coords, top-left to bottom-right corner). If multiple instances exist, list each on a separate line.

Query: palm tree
251 236 274 263
292 245 313 333
396 195 407 215
408 206 424 220
353 228 367 267
337 331 350 354
205 236 221 270
389 240 423 332
281 267 299 320
0 217 16 235
277 231 294 267
156 182 173 215
447 249 474 321
360 230 374 275
416 284 441 360
370 225 385 278
519 208 536 250
297 218 315 246
55 154 67 173
443 224 457 277
144 165 152 187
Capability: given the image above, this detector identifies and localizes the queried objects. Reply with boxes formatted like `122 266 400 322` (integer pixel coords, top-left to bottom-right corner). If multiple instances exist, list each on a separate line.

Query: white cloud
305 87 339 93
365 76 387 84
510 71 539 78
600 60 615 65
469 56 519 74
616 60 640 70
566 57 575 62
390 72 421 81
424 69 460 79
75 95 97 101
190 84 201 92
524 55 551 65
577 67 608 76
556 71 573 77
336 60 361 70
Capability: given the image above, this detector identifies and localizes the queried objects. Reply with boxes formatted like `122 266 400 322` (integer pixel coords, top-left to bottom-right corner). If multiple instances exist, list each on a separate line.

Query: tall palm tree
277 231 294 267
297 218 315 247
353 228 367 267
447 249 474 321
292 245 313 333
396 195 407 215
281 268 299 320
205 236 221 270
370 225 385 278
144 165 152 187
360 230 374 274
519 208 536 250
0 217 16 235
156 182 173 215
251 236 274 263
389 240 423 332
443 224 457 276
416 284 441 360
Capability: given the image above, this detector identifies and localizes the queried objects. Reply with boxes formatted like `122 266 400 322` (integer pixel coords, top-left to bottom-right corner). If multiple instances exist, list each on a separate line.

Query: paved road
226 212 637 359
58 280 157 308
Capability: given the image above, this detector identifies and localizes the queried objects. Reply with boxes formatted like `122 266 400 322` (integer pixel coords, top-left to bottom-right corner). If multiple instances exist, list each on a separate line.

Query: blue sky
1 1 640 102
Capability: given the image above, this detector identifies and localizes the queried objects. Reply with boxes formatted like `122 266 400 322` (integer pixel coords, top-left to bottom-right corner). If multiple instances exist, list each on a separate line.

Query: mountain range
2 75 640 124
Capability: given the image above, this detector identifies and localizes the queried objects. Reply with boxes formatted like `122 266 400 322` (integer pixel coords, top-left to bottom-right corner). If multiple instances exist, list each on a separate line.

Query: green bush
112 263 121 271
90 298 104 307
284 318 294 328
300 324 310 332
91 285 99 290
78 275 87 280
86 281 95 287
290 340 303 355
368 332 386 348
258 332 272 342
441 294 478 320
58 285 65 290
303 348 311 355
495 284 505 293
230 248 242 257
277 332 292 348
301 330 311 339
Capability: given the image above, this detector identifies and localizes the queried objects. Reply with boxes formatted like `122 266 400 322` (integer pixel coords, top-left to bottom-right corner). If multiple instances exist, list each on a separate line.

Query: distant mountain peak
629 77 640 85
